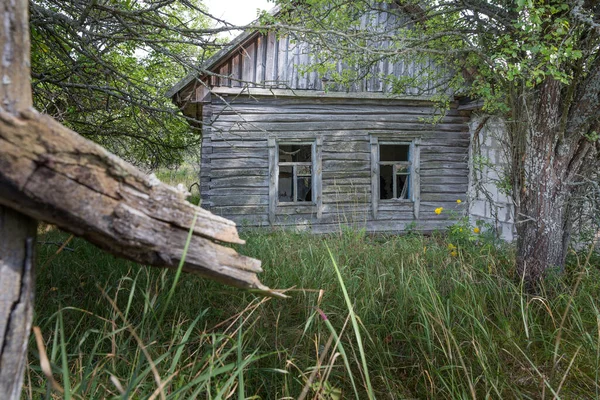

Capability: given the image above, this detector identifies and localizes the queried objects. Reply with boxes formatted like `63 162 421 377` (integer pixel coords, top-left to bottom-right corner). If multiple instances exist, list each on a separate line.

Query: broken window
278 144 312 202
378 143 411 200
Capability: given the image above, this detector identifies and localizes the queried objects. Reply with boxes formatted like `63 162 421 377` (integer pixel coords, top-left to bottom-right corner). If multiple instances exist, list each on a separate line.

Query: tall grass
27 227 600 399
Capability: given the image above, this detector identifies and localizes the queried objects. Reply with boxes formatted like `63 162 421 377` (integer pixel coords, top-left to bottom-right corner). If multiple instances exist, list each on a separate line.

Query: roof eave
165 5 281 99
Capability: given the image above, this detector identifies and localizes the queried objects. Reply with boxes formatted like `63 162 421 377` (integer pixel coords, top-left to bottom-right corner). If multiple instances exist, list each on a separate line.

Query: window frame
277 143 313 203
268 137 323 224
370 135 421 219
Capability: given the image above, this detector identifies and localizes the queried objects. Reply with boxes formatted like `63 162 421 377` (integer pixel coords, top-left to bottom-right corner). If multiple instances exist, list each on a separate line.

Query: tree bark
0 0 38 397
513 77 596 286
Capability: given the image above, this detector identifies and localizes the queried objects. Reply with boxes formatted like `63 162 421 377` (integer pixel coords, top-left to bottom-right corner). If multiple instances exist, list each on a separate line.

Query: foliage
28 227 600 398
267 0 600 279
30 0 220 168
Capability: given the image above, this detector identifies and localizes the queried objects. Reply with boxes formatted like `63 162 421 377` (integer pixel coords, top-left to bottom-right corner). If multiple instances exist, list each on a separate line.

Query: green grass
26 226 600 399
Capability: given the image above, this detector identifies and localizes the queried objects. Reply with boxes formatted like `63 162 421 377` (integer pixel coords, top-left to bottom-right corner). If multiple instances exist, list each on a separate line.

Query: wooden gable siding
206 4 443 96
209 31 442 95
200 95 469 233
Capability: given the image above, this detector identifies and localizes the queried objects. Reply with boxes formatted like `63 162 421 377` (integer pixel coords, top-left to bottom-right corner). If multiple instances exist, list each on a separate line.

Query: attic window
278 144 312 202
379 144 411 200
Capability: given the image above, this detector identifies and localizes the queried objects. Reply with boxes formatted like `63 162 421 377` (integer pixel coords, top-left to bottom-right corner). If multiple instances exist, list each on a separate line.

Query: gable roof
167 2 445 100
165 6 281 99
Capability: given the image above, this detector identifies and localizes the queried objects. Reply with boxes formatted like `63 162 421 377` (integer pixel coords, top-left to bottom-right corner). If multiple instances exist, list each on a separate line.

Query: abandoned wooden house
167 5 483 234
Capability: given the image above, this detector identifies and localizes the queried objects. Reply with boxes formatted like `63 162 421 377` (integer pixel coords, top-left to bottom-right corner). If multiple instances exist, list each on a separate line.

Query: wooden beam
0 109 281 297
0 0 38 397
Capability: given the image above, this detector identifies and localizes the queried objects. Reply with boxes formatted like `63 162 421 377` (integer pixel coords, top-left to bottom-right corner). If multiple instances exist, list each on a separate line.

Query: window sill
275 203 318 215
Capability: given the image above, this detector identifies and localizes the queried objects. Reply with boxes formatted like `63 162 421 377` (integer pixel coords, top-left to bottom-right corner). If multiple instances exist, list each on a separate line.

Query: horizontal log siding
201 95 469 233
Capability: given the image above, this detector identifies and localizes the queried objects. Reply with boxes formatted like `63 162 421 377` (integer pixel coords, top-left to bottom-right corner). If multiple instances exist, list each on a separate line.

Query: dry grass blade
39 234 74 271
298 334 334 400
32 326 64 394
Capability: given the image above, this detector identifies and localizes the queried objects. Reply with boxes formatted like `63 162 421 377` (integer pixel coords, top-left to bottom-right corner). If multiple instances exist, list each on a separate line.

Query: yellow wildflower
450 250 458 257
456 199 462 204
473 227 480 234
434 207 443 215
447 243 456 250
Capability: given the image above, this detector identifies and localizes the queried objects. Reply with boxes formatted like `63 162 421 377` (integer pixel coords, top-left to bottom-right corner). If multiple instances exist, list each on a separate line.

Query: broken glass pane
397 174 410 199
396 164 409 174
278 166 294 202
380 144 409 162
279 144 312 163
380 165 393 200
297 165 312 176
297 177 312 202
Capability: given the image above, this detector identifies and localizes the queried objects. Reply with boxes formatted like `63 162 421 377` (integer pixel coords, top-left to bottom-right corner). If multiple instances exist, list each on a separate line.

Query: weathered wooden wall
200 93 470 233
205 3 443 96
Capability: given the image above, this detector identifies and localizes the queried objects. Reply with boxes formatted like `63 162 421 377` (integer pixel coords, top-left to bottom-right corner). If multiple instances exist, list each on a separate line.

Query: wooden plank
323 160 370 170
0 208 36 400
289 37 299 89
210 176 269 188
209 187 269 196
323 170 371 180
268 138 277 224
242 40 255 87
264 31 277 85
323 177 372 186
370 136 378 219
315 137 323 219
209 102 465 116
421 176 469 185
210 194 268 206
212 121 469 133
420 193 465 202
323 141 370 153
308 219 454 234
297 41 309 89
323 192 370 204
322 152 371 161
413 138 421 219
203 168 269 178
209 150 268 159
255 34 266 85
210 205 268 215
277 35 289 87
217 63 228 87
212 113 468 124
421 183 468 193
0 110 280 302
323 185 370 195
420 153 468 163
230 53 241 87
211 140 267 148
210 159 269 169
421 161 468 173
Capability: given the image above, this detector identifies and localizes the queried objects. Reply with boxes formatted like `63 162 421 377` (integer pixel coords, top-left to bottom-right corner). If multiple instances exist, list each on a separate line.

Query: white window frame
268 137 322 224
370 135 421 219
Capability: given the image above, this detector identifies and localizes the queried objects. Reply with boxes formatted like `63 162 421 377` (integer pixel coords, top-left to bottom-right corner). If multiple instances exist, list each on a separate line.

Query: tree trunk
0 209 36 398
0 0 37 397
512 79 577 286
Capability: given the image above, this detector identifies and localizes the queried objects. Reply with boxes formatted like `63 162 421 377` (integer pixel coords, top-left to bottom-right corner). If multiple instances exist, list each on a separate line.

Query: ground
26 221 600 399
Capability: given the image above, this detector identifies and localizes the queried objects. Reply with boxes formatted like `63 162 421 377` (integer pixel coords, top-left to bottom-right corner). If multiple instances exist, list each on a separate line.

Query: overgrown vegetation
27 225 600 399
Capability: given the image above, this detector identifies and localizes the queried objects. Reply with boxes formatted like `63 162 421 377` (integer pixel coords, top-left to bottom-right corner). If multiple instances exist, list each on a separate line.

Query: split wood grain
0 109 282 298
